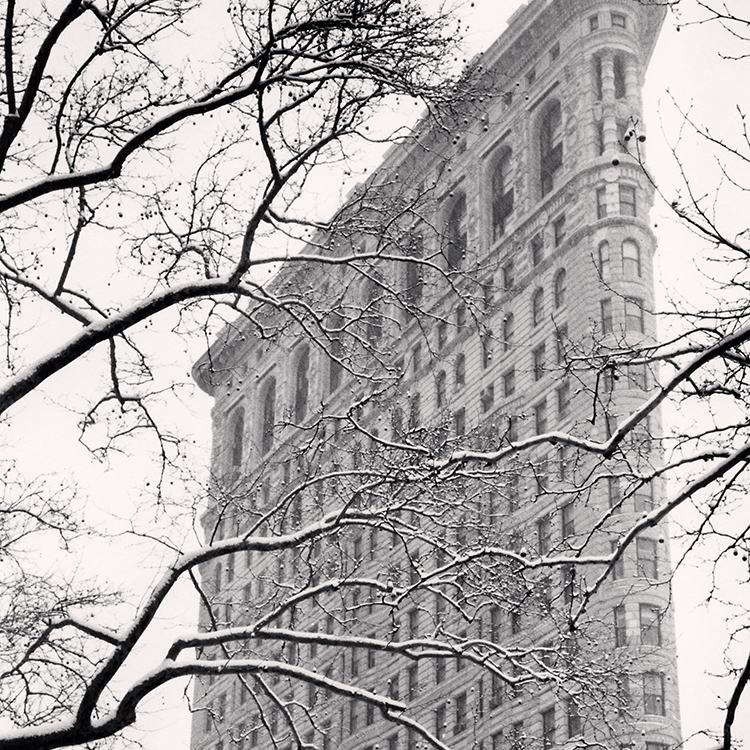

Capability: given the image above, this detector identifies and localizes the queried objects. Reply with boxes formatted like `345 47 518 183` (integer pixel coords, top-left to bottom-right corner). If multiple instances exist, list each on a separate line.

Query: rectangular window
614 604 627 647
503 259 515 290
562 503 575 540
640 604 662 646
490 605 501 641
504 368 516 397
537 515 552 555
611 540 625 580
600 298 613 334
625 297 644 333
619 185 637 216
555 323 568 364
535 399 548 434
608 476 621 511
407 664 419 700
612 12 627 28
388 735 398 750
489 673 504 709
456 304 467 331
480 383 495 412
437 321 448 349
436 659 446 684
589 14 599 31
435 704 446 740
541 707 556 750
482 334 492 368
533 343 546 381
454 692 467 734
596 186 608 219
627 362 647 389
454 408 466 437
557 380 570 418
636 538 658 579
553 214 567 247
634 483 655 512
531 233 544 266
643 672 666 715
550 42 560 61
510 720 525 750
567 698 582 737
562 564 575 604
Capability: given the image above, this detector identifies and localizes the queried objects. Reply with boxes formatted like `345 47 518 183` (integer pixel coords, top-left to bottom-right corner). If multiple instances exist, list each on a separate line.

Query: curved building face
191 2 680 750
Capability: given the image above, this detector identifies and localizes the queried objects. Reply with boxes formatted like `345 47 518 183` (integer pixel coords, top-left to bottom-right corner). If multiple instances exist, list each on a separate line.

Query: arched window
554 269 567 308
503 313 514 351
260 376 276 455
532 287 545 327
293 348 310 423
229 406 245 471
455 353 466 387
445 194 467 269
598 241 610 279
491 150 514 241
622 239 641 278
540 101 563 197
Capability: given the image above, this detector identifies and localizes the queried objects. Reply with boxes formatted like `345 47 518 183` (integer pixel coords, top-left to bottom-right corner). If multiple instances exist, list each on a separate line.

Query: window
407 663 419 699
404 236 424 308
446 194 467 269
553 214 566 247
365 278 383 343
456 303 467 331
455 354 466 387
388 673 400 700
228 406 245 476
557 381 571 417
555 324 568 364
636 538 658 579
622 239 641 277
435 704 446 740
562 503 575 540
510 720 525 750
503 259 515 290
387 735 398 750
600 298 613 334
535 399 548 434
643 672 666 715
490 605 501 641
482 333 492 368
454 692 468 734
483 280 494 313
453 408 466 437
480 383 495 412
532 287 545 327
567 698 581 737
541 707 556 750
492 150 515 240
349 702 358 733
611 540 625 579
531 233 544 266
562 565 575 604
596 186 607 219
503 368 516 397
293 348 310 423
503 314 515 350
635 483 655 512
640 604 662 646
489 673 505 710
436 371 446 409
613 53 627 98
550 42 560 62
554 268 567 308
435 657 446 683
614 604 627 647
409 393 421 429
540 101 563 196
612 12 627 28
533 343 546 381
625 297 644 333
608 476 621 511
437 321 448 349
598 241 610 279
619 184 636 216
594 56 604 100
646 743 669 750
589 14 599 31
526 68 536 85
538 515 552 555
260 376 276 455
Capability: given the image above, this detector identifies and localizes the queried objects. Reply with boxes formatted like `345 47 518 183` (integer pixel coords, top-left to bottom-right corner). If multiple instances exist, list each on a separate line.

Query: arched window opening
622 239 641 278
491 150 514 241
540 102 563 197
445 194 467 269
554 269 567 308
532 287 545 327
229 406 245 472
261 376 276 455
294 348 310 423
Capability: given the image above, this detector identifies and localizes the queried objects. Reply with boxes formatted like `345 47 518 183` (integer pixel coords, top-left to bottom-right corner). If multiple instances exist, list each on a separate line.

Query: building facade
191 1 681 749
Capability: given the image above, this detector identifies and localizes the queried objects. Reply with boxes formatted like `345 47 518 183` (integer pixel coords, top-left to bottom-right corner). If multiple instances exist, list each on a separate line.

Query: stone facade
190 1 681 749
